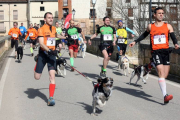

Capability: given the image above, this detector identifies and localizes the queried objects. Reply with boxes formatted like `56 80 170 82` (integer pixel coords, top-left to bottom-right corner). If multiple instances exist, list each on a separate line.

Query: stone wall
0 36 11 57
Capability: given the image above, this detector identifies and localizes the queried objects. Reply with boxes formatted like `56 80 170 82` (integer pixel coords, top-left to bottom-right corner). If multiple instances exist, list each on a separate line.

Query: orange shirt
38 24 56 50
8 27 22 40
150 22 169 50
25 28 38 40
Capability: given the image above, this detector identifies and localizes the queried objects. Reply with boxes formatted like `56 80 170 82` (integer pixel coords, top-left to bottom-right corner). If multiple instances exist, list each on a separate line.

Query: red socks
49 84 56 98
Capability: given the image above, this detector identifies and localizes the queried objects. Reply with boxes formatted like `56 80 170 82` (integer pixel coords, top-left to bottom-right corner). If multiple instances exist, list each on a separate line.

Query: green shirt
56 27 62 40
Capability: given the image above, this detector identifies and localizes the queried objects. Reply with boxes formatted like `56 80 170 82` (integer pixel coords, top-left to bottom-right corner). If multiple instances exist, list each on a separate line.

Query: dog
120 56 130 76
79 37 86 58
17 46 23 62
91 77 113 116
129 61 156 85
56 57 67 77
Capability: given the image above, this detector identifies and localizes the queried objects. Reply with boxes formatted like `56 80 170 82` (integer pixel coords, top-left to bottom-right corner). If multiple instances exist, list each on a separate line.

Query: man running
129 7 179 104
55 21 63 56
8 22 22 58
65 20 86 71
25 23 38 56
88 16 116 77
34 12 66 106
116 20 135 64
19 23 27 48
33 23 39 31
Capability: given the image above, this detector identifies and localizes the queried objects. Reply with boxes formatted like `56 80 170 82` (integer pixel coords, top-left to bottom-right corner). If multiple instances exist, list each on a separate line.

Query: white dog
120 56 130 76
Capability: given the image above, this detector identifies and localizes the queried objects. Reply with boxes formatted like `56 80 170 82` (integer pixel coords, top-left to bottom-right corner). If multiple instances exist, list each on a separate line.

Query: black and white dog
56 57 67 77
17 46 23 62
91 77 113 116
129 61 156 85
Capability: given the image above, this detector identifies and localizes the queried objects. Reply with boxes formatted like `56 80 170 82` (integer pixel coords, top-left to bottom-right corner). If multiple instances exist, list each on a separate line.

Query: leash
66 63 94 83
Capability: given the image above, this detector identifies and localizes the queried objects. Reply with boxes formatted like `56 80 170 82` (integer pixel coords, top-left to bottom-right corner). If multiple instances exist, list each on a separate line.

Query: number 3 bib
103 34 112 41
153 35 166 44
47 37 56 46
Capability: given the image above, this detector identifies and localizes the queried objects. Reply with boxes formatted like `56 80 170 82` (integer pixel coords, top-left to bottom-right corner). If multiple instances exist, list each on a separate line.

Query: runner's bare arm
56 33 66 39
113 34 117 43
81 31 86 41
39 37 50 51
89 33 98 40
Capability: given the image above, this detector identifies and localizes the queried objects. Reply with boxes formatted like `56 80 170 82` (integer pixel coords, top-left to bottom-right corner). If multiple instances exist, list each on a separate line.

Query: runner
116 20 135 67
34 12 66 106
25 23 38 56
33 23 39 31
8 22 22 58
55 21 63 56
61 24 67 49
19 23 27 48
88 16 116 77
129 7 179 104
65 20 87 71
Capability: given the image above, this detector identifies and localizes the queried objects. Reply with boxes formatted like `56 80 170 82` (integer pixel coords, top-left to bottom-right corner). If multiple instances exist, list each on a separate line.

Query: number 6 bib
47 37 56 46
153 35 166 44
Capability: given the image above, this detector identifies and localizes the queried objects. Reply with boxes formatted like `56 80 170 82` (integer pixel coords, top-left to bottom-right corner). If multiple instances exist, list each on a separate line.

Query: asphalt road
0 44 180 120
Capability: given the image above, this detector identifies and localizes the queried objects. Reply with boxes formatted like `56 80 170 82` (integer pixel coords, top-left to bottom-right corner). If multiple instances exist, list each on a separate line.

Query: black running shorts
29 39 37 45
151 49 170 66
35 50 56 73
99 44 114 57
11 39 18 51
117 43 127 55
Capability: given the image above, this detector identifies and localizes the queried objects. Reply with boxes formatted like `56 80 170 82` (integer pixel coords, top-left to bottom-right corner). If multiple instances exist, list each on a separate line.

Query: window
40 20 45 25
0 5 2 6
0 22 4 32
90 9 96 18
0 10 4 20
107 0 112 7
128 8 133 17
106 8 112 18
14 5 17 6
126 0 131 3
80 23 86 28
41 1 43 4
63 0 68 6
63 8 69 18
13 10 18 20
40 7 44 11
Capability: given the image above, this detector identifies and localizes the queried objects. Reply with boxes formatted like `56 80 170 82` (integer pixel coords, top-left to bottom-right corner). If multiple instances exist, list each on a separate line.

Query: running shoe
100 71 106 77
58 52 62 57
32 53 34 56
34 55 38 62
47 97 55 106
164 94 173 104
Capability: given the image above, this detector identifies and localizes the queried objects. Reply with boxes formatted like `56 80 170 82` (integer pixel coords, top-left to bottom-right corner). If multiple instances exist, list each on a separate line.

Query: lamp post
72 9 76 20
149 0 152 23
92 0 97 34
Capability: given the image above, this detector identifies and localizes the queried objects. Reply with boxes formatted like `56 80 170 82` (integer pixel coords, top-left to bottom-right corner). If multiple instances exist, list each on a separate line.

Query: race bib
117 39 125 43
103 34 112 41
12 34 17 38
153 35 166 44
29 33 33 36
71 35 78 39
20 29 23 32
47 37 56 46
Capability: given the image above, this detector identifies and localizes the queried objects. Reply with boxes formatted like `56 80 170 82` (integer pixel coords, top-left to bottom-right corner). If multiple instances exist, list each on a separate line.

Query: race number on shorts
153 35 166 44
47 37 56 46
71 35 78 39
12 34 17 38
117 39 125 43
29 33 33 36
103 34 112 41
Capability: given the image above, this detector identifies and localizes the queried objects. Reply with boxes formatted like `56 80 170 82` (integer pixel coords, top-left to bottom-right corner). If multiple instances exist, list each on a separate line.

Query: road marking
86 52 180 88
0 50 14 110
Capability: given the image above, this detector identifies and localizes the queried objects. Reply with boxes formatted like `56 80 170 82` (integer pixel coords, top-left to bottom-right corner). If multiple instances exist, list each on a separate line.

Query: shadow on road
82 72 100 79
113 86 163 105
77 102 102 114
24 54 31 56
7 56 15 58
24 88 48 104
98 64 117 71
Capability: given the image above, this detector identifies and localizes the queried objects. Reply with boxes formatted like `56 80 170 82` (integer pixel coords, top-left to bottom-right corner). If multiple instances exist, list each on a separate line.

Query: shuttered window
13 10 18 20
0 10 4 20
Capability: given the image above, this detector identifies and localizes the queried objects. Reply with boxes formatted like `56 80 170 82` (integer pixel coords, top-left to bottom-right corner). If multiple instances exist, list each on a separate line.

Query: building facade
29 0 58 26
0 0 28 36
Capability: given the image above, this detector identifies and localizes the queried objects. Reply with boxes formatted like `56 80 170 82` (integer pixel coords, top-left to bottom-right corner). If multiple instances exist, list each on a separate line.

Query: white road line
86 52 180 88
0 50 14 110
